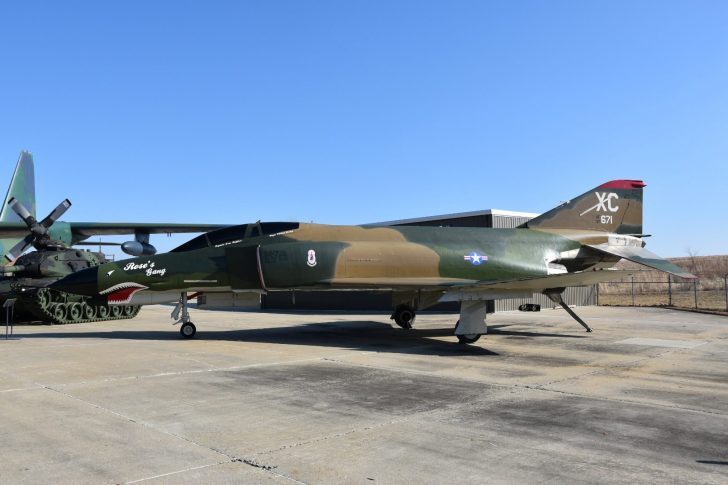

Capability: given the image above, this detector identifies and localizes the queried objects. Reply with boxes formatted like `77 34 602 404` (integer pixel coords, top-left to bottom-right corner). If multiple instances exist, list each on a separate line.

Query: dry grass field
598 255 728 312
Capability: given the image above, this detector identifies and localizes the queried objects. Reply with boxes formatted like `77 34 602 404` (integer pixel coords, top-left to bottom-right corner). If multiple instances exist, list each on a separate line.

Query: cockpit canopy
171 222 300 252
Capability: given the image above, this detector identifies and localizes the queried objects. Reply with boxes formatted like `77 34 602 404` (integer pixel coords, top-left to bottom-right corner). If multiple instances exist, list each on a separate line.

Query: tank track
16 287 140 325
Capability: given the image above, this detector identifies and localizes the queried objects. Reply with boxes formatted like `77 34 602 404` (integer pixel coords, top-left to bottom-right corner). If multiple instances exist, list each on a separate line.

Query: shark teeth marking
100 282 149 305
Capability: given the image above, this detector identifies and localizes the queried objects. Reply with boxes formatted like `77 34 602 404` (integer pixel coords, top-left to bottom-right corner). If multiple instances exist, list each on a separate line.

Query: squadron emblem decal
580 192 620 216
464 252 488 266
307 249 317 267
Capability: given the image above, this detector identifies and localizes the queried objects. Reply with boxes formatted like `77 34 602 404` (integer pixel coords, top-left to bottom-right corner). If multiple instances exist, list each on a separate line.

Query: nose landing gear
172 292 197 338
180 321 196 338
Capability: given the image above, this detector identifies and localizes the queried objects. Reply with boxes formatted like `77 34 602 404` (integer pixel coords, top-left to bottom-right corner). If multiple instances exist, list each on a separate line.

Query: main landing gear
454 300 488 344
391 304 416 329
172 292 197 338
390 300 487 344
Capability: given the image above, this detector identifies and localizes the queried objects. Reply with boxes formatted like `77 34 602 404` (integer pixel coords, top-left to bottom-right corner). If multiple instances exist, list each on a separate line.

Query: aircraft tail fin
1 151 36 222
0 151 36 262
521 180 645 235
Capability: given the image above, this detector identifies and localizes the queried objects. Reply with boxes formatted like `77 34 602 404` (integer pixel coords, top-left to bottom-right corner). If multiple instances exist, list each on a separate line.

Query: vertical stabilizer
0 151 36 262
1 151 36 222
521 180 644 235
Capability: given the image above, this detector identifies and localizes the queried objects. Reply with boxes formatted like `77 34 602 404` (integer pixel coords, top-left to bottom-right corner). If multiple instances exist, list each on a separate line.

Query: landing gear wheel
455 319 481 344
180 322 196 338
457 334 481 344
391 304 415 329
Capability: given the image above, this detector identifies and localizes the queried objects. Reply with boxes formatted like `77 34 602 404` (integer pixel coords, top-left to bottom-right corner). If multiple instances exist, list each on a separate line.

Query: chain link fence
597 254 728 312
598 275 728 312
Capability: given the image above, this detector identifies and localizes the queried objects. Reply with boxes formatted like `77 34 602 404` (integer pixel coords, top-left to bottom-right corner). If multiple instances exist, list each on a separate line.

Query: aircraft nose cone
51 267 99 296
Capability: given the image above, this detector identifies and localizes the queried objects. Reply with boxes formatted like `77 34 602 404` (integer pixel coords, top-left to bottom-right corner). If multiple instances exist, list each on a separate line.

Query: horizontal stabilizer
589 244 696 279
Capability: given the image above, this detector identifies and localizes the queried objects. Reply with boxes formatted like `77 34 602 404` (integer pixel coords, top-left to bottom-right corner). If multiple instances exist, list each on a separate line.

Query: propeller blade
40 199 72 229
4 234 35 262
7 197 37 227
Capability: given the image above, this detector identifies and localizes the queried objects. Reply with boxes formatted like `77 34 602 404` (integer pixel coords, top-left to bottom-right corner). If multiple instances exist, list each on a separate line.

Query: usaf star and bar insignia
464 251 489 266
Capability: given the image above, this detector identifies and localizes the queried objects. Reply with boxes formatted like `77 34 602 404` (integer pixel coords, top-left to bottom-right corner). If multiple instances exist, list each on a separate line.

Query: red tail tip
598 180 646 189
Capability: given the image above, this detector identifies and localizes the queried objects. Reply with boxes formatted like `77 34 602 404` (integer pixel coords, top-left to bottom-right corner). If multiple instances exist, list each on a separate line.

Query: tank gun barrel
2 265 27 274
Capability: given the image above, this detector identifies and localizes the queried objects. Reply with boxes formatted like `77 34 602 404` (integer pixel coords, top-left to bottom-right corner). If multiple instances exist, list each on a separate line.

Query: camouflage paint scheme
52 180 694 341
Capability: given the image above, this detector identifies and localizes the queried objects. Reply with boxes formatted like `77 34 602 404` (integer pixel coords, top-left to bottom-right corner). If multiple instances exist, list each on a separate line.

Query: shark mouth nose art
100 282 149 305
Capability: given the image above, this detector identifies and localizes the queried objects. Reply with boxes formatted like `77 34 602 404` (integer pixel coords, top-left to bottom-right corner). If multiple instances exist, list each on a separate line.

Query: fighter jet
51 180 694 343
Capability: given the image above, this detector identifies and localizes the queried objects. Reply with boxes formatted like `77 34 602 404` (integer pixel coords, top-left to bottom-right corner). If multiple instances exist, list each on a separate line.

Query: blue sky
1 1 726 258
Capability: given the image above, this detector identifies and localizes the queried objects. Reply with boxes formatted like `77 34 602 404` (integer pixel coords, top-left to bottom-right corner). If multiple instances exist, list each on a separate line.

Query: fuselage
52 223 595 304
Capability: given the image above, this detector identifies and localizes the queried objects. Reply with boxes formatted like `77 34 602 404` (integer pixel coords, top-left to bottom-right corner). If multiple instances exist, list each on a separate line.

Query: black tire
180 322 196 338
457 334 481 344
455 319 481 344
392 304 415 329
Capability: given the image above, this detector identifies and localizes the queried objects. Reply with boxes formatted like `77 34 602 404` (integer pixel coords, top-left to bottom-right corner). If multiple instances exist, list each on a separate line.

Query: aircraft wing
0 222 226 239
436 269 638 302
67 223 227 240
326 269 636 292
0 222 34 237
456 269 637 292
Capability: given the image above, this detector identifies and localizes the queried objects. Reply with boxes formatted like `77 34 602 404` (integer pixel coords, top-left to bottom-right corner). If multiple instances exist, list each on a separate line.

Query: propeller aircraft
0 151 227 324
0 151 224 262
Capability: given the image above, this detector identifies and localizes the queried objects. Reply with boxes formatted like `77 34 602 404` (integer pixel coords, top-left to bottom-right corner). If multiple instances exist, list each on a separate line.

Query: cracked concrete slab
0 305 726 483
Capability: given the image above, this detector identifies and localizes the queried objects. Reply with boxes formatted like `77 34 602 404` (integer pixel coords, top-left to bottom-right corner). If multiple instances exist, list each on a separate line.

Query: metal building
198 209 597 311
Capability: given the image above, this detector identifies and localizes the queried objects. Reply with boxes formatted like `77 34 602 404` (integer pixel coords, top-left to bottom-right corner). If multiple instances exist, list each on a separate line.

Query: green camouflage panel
523 180 645 237
52 223 593 304
0 151 35 259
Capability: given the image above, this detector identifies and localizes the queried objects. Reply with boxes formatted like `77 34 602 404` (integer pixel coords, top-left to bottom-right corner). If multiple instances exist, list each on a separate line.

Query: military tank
1 248 140 324
0 196 139 325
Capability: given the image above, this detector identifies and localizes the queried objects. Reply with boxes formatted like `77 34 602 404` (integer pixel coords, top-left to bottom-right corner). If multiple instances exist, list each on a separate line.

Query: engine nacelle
121 241 157 256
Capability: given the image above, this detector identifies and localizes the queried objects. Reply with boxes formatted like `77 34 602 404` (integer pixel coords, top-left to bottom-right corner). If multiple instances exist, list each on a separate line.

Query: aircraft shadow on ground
487 324 588 339
15 319 589 356
17 320 511 357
